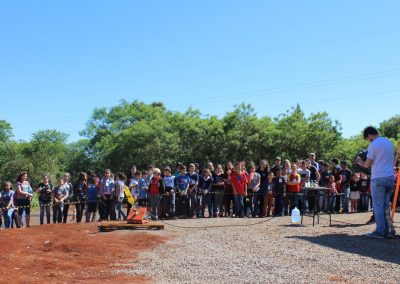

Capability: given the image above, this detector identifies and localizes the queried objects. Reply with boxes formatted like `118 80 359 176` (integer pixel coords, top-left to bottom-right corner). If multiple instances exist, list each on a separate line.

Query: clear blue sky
1 1 399 142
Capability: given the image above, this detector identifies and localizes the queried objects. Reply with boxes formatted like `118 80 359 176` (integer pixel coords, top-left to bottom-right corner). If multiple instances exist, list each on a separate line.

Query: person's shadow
286 233 400 265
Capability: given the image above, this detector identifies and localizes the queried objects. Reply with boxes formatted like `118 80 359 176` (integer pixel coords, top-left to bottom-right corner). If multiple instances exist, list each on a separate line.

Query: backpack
124 185 135 205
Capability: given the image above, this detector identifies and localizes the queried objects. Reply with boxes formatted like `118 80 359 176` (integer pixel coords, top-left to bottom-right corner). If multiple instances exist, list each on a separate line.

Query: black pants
63 203 70 223
257 193 266 217
103 197 116 221
76 201 85 223
175 194 187 217
224 192 234 216
53 204 62 224
161 194 174 217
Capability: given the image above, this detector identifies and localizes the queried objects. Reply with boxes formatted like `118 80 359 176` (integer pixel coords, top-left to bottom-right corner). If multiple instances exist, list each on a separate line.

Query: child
224 162 234 217
187 164 199 218
198 169 213 218
148 168 165 220
247 163 260 217
37 175 52 225
332 166 342 212
327 175 338 213
265 172 275 217
1 182 14 229
212 164 225 218
100 169 116 221
287 165 301 214
74 172 88 223
116 172 127 221
339 161 352 213
274 168 286 216
86 175 99 222
62 172 73 224
53 178 67 224
231 162 248 218
138 170 148 207
162 167 175 219
128 171 140 215
359 172 370 212
16 171 33 228
174 166 190 217
349 173 361 213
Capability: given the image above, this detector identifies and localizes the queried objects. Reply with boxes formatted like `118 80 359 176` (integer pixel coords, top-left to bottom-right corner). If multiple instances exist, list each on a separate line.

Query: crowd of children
1 153 399 229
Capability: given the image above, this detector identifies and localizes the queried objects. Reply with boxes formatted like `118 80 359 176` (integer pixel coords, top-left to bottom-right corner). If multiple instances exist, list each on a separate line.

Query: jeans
2 208 14 228
39 202 51 225
233 194 244 217
289 192 299 213
360 193 369 211
149 194 161 218
329 195 337 212
318 193 329 212
187 190 197 217
275 194 284 216
53 203 63 224
116 200 126 220
371 176 394 236
301 188 309 211
200 193 213 217
341 187 350 212
212 189 224 217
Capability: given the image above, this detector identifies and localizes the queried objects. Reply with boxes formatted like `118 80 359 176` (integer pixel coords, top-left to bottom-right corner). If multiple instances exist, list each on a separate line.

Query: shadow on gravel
287 234 400 265
280 224 306 228
329 223 367 228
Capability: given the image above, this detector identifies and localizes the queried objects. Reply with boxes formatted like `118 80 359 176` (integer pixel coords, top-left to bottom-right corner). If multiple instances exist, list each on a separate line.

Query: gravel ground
115 212 400 284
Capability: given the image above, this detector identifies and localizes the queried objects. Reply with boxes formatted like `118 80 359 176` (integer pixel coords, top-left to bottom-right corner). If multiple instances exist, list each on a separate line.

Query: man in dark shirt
339 161 352 213
256 160 269 217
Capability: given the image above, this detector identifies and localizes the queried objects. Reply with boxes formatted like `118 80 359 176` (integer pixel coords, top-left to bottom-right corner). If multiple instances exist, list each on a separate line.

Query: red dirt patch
0 223 165 283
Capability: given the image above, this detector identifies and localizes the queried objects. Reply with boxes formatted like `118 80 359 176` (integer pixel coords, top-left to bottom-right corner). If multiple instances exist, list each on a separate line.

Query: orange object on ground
127 207 149 224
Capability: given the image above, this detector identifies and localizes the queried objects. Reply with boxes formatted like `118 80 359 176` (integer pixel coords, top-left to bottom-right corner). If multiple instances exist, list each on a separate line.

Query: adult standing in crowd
357 126 396 238
256 160 269 217
62 172 73 223
74 172 87 223
100 169 116 221
37 175 52 225
15 171 33 227
1 181 15 229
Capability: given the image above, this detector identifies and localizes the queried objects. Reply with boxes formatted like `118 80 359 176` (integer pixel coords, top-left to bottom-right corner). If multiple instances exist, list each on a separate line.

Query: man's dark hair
363 126 379 139
331 158 339 165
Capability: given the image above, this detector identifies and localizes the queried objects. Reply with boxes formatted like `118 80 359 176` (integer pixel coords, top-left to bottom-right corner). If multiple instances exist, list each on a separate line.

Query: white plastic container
291 207 301 223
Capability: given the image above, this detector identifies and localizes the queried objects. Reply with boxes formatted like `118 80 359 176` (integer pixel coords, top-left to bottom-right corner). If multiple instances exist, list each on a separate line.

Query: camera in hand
352 150 371 175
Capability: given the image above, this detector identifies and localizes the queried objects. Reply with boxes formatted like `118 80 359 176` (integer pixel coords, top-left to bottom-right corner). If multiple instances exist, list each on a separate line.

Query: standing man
357 126 396 238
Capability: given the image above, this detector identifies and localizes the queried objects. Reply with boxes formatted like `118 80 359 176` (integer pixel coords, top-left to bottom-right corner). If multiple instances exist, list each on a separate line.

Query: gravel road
115 212 400 284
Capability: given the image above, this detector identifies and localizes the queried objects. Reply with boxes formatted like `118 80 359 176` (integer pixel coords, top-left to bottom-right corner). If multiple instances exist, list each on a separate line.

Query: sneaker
364 232 384 239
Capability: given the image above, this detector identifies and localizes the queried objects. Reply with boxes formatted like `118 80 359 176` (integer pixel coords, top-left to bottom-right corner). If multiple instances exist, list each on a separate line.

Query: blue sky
1 1 399 142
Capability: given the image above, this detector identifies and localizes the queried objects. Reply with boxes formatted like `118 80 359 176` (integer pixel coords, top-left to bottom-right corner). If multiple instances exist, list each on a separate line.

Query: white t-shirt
367 136 394 179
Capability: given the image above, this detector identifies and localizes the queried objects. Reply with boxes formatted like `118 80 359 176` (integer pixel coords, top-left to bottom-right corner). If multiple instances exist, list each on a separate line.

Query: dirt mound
0 223 165 283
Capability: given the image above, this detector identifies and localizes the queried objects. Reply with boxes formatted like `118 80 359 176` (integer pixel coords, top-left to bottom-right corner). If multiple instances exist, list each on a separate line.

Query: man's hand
356 156 364 166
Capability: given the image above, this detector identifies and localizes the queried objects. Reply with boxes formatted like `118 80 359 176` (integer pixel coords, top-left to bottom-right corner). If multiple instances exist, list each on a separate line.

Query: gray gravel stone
115 213 400 284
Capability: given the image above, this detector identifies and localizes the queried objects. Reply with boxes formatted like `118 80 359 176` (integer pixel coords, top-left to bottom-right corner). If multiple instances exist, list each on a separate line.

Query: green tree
23 130 69 185
380 115 400 140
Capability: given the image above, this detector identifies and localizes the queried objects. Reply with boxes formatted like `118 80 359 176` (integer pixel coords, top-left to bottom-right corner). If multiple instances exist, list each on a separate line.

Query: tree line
1 100 399 189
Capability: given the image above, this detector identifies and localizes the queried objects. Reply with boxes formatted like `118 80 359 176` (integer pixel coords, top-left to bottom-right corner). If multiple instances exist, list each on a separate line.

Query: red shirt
287 173 301 193
231 171 248 195
149 176 161 195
